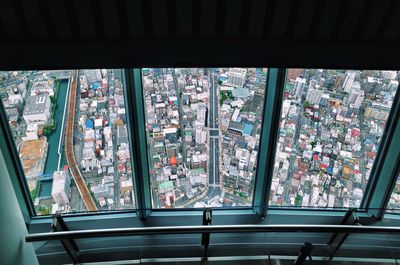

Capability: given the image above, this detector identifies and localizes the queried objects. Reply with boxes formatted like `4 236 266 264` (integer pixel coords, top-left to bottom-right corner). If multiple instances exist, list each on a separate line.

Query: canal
43 79 69 174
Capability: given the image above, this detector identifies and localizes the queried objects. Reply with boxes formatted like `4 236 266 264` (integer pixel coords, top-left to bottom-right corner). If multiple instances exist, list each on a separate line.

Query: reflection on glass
0 69 135 215
269 69 398 208
142 68 267 208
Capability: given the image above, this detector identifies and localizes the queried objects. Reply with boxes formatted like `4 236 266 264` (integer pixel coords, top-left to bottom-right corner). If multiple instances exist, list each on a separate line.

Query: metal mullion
123 68 152 219
0 97 35 221
253 68 286 217
361 81 400 218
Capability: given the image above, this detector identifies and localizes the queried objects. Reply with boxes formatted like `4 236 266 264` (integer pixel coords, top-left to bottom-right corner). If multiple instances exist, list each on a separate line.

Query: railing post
51 214 80 264
201 208 212 264
327 209 360 260
294 242 313 265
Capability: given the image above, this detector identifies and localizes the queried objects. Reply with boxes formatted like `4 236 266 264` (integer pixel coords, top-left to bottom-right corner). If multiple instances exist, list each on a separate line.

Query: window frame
0 96 35 222
0 68 399 230
252 68 286 216
367 98 400 216
359 70 400 218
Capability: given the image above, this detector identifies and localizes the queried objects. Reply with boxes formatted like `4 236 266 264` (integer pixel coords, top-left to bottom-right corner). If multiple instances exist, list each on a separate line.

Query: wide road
65 70 98 211
208 71 220 200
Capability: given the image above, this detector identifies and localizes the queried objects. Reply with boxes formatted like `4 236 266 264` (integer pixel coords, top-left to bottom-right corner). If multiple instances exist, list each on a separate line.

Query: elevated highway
65 70 98 211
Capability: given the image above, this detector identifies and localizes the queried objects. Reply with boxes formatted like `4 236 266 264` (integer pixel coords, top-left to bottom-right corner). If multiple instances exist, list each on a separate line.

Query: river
43 79 69 174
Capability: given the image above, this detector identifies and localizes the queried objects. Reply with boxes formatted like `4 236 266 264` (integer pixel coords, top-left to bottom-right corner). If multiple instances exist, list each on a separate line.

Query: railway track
64 70 98 211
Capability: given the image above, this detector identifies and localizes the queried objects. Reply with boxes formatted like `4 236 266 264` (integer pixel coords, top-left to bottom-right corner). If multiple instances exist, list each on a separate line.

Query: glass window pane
142 68 267 208
0 69 135 215
269 69 398 208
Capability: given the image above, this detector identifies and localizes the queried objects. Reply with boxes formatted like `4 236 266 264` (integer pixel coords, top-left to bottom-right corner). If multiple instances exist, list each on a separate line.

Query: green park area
43 79 61 136
220 90 234 106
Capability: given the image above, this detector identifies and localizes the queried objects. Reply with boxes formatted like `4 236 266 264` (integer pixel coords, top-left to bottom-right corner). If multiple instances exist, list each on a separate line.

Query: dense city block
1 68 400 214
270 69 399 208
0 69 134 215
143 68 266 208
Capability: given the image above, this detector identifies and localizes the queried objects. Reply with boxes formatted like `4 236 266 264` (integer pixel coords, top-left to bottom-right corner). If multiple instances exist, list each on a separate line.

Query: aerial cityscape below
271 69 400 209
143 68 266 208
0 69 134 215
0 68 400 214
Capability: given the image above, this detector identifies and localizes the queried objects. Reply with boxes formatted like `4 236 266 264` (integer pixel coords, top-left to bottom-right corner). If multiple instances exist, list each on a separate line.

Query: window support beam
361 82 400 218
124 69 152 219
253 68 286 217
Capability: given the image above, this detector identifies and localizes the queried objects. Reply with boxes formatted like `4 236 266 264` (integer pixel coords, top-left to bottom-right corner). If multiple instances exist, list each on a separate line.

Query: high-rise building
343 71 356 93
227 68 247 87
164 127 178 143
195 129 207 145
51 171 71 205
346 88 365 109
388 80 399 94
305 87 323 105
197 107 207 126
381 70 397 81
190 153 207 170
365 76 383 94
292 77 306 96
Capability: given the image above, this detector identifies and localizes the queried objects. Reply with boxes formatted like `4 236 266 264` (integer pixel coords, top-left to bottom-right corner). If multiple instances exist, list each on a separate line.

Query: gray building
23 95 51 125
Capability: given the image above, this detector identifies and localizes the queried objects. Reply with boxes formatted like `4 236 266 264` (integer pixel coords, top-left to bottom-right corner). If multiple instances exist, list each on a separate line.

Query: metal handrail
26 224 400 242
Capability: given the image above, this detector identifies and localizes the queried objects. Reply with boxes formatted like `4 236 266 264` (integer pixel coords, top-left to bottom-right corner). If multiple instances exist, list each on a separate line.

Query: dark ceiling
0 0 399 70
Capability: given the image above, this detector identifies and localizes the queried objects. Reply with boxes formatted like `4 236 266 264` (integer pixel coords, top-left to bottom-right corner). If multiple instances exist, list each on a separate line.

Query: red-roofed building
351 128 361 137
320 164 328 170
366 151 375 159
170 156 177 166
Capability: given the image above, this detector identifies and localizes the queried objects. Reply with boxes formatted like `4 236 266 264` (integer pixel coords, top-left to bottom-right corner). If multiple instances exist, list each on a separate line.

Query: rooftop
19 139 47 177
23 95 50 115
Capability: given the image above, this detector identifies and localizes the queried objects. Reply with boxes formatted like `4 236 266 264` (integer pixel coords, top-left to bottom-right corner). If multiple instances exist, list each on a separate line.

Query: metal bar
361 80 400 218
294 242 313 265
201 208 212 262
26 224 400 242
52 215 80 264
253 68 286 217
327 209 359 259
124 68 152 219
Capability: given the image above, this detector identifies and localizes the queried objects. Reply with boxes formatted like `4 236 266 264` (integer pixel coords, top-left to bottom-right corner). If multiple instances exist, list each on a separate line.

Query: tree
114 119 124 126
30 182 39 201
43 126 51 136
220 92 228 105
43 120 55 136
304 101 311 108
37 206 50 215
295 195 303 206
